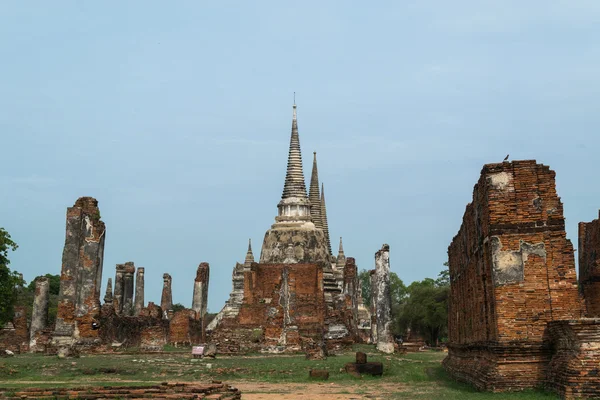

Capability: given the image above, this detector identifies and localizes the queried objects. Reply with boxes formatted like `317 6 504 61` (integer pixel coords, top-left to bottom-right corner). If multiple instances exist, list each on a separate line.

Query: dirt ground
234 382 404 399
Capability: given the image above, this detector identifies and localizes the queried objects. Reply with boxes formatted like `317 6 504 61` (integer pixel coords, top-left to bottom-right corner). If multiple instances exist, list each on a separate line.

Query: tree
395 265 450 346
0 228 22 326
358 269 372 306
358 269 406 307
171 303 186 312
27 274 61 295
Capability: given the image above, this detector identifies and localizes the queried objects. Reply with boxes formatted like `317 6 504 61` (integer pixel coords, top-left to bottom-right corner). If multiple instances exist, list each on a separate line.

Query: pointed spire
309 152 323 229
104 278 113 304
320 183 332 255
244 238 255 266
336 236 346 270
281 103 308 200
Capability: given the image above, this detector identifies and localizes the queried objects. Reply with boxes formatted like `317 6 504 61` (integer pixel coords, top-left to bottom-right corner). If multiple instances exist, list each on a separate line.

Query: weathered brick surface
30 277 50 351
223 262 326 352
0 382 241 399
444 161 584 391
161 273 173 319
579 212 600 317
54 197 105 339
98 305 168 350
192 262 210 320
168 309 204 346
0 306 29 353
545 319 600 398
342 257 359 339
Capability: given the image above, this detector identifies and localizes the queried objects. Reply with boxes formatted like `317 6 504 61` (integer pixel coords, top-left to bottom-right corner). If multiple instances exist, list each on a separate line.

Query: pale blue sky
1 1 599 311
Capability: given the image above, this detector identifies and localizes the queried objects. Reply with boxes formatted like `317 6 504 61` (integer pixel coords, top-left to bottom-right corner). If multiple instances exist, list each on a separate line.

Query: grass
0 345 559 399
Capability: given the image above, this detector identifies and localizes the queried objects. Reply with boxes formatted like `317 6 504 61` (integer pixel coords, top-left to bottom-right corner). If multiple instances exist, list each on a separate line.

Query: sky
1 1 600 312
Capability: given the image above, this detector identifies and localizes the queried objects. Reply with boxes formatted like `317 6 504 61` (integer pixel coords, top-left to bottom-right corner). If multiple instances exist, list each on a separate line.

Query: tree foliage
358 269 406 307
359 264 450 346
396 267 450 346
27 274 61 295
0 228 22 326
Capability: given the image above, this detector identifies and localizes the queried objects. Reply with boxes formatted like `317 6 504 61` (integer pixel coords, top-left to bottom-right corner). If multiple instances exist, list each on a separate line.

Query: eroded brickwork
54 197 105 341
342 257 359 339
0 306 29 353
0 382 242 399
134 267 145 316
192 262 210 320
374 244 393 353
161 273 173 319
236 262 326 352
30 277 50 351
444 160 584 391
579 212 600 317
168 309 204 346
545 319 600 398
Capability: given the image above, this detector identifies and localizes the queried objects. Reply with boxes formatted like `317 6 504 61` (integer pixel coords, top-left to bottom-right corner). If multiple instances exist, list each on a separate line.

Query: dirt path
232 382 407 400
0 380 409 399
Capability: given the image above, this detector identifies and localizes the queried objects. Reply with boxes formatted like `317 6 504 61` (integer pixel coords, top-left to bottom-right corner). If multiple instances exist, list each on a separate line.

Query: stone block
309 369 329 380
356 351 367 364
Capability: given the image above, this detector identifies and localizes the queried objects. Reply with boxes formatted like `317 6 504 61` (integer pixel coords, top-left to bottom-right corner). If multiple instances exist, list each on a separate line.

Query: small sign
192 346 204 357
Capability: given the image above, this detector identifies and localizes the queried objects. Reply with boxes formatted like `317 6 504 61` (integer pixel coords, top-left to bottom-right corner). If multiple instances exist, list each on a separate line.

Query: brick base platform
442 342 550 391
0 382 241 399
546 319 600 399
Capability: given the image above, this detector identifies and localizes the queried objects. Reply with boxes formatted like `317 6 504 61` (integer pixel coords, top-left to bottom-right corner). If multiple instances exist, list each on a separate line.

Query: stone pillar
369 269 378 343
134 267 145 316
54 197 106 339
113 265 125 314
344 257 359 337
375 244 393 353
121 262 135 316
192 262 210 320
30 277 50 349
161 273 173 319
103 278 113 305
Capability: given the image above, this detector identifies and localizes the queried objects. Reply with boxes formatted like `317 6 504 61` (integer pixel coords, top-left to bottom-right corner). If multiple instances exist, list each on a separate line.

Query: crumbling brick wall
545 319 600 398
578 212 600 317
236 262 326 352
0 306 29 353
168 309 204 346
444 161 583 391
98 305 168 349
54 197 105 341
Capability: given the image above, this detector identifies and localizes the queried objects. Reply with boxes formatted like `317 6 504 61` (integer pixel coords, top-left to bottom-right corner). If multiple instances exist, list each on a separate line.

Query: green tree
396 266 450 346
27 274 61 295
358 269 372 306
171 303 186 312
0 228 22 326
358 269 406 307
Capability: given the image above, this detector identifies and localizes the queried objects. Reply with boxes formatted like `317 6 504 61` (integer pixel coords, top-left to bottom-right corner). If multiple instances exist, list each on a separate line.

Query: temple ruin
29 277 50 351
10 196 210 354
134 267 145 316
578 212 600 317
161 273 173 319
444 160 600 397
374 244 393 354
192 262 210 320
209 103 367 353
53 197 106 347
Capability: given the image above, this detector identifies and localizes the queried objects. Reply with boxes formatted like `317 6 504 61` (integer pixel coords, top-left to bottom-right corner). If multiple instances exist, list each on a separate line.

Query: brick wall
236 262 326 351
0 306 29 353
168 309 204 346
444 160 584 391
578 212 600 317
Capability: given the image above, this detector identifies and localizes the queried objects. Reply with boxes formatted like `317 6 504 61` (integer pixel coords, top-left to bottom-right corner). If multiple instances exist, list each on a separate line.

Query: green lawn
0 345 559 399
